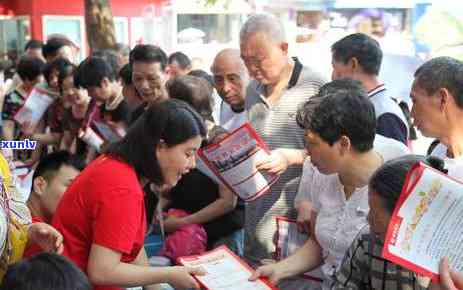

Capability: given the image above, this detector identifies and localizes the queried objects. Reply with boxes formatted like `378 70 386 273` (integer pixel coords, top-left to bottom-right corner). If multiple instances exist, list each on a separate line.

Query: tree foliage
84 0 117 52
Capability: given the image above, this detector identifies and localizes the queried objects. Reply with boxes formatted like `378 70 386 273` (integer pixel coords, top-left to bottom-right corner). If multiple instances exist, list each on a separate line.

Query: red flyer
78 120 125 152
178 245 278 290
382 162 463 282
197 123 279 202
14 86 55 129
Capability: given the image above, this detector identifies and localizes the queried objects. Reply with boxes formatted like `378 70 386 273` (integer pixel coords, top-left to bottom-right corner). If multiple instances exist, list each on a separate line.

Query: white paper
179 247 274 290
199 125 278 201
276 218 324 280
92 120 125 142
12 167 34 202
78 126 104 152
386 168 463 275
196 155 222 185
14 88 55 128
277 218 309 259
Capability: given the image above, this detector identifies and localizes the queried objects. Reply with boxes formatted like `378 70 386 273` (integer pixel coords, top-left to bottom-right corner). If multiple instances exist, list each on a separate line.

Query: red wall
2 0 167 40
0 1 15 16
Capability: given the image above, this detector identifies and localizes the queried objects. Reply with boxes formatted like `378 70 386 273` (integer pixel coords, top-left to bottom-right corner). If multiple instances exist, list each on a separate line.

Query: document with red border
178 246 278 290
14 87 55 128
197 123 278 201
383 162 463 281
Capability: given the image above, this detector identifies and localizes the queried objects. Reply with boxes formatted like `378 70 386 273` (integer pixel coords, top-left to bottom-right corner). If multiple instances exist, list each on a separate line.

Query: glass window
114 17 129 45
0 17 30 61
130 17 145 47
130 16 166 48
43 16 85 61
177 14 244 44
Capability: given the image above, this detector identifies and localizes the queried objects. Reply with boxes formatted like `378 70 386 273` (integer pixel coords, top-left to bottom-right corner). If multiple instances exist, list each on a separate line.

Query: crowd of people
0 13 461 290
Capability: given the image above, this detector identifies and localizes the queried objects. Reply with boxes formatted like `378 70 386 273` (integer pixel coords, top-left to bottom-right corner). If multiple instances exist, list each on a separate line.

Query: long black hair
105 99 207 185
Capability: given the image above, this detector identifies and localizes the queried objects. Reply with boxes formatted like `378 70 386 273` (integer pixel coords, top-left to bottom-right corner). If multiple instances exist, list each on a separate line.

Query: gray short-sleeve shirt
244 58 326 264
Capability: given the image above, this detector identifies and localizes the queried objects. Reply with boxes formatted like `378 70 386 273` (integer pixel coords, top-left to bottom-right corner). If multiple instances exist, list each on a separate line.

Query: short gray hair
240 14 286 44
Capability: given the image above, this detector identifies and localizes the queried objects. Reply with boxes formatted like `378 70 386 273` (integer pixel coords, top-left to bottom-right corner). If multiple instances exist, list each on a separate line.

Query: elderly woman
250 79 409 289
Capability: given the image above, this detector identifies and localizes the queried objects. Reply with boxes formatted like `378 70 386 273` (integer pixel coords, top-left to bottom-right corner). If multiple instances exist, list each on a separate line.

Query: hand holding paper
20 121 36 137
275 217 323 282
250 264 284 285
166 266 204 289
197 123 279 201
92 120 125 143
437 257 463 290
78 126 104 151
383 163 463 281
14 87 55 129
178 246 278 290
256 149 290 176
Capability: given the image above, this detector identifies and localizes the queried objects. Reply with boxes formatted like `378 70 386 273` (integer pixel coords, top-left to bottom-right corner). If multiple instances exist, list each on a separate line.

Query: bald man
211 49 248 131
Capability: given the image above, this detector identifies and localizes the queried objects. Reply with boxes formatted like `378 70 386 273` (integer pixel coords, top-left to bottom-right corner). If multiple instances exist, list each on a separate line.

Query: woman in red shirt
52 99 206 290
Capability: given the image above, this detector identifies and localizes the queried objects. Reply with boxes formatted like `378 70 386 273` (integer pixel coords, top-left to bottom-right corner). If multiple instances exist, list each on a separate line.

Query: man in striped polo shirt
331 33 409 145
240 14 326 289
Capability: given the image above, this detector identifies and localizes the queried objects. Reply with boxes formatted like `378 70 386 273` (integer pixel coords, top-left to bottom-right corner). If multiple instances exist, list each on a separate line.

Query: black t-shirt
100 99 131 126
128 102 147 125
167 169 244 245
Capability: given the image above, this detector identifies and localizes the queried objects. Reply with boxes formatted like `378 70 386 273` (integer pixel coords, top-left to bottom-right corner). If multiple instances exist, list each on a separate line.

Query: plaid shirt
331 226 428 290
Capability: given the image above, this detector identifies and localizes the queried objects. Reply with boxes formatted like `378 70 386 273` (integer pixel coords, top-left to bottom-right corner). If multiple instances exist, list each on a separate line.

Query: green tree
84 0 117 52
